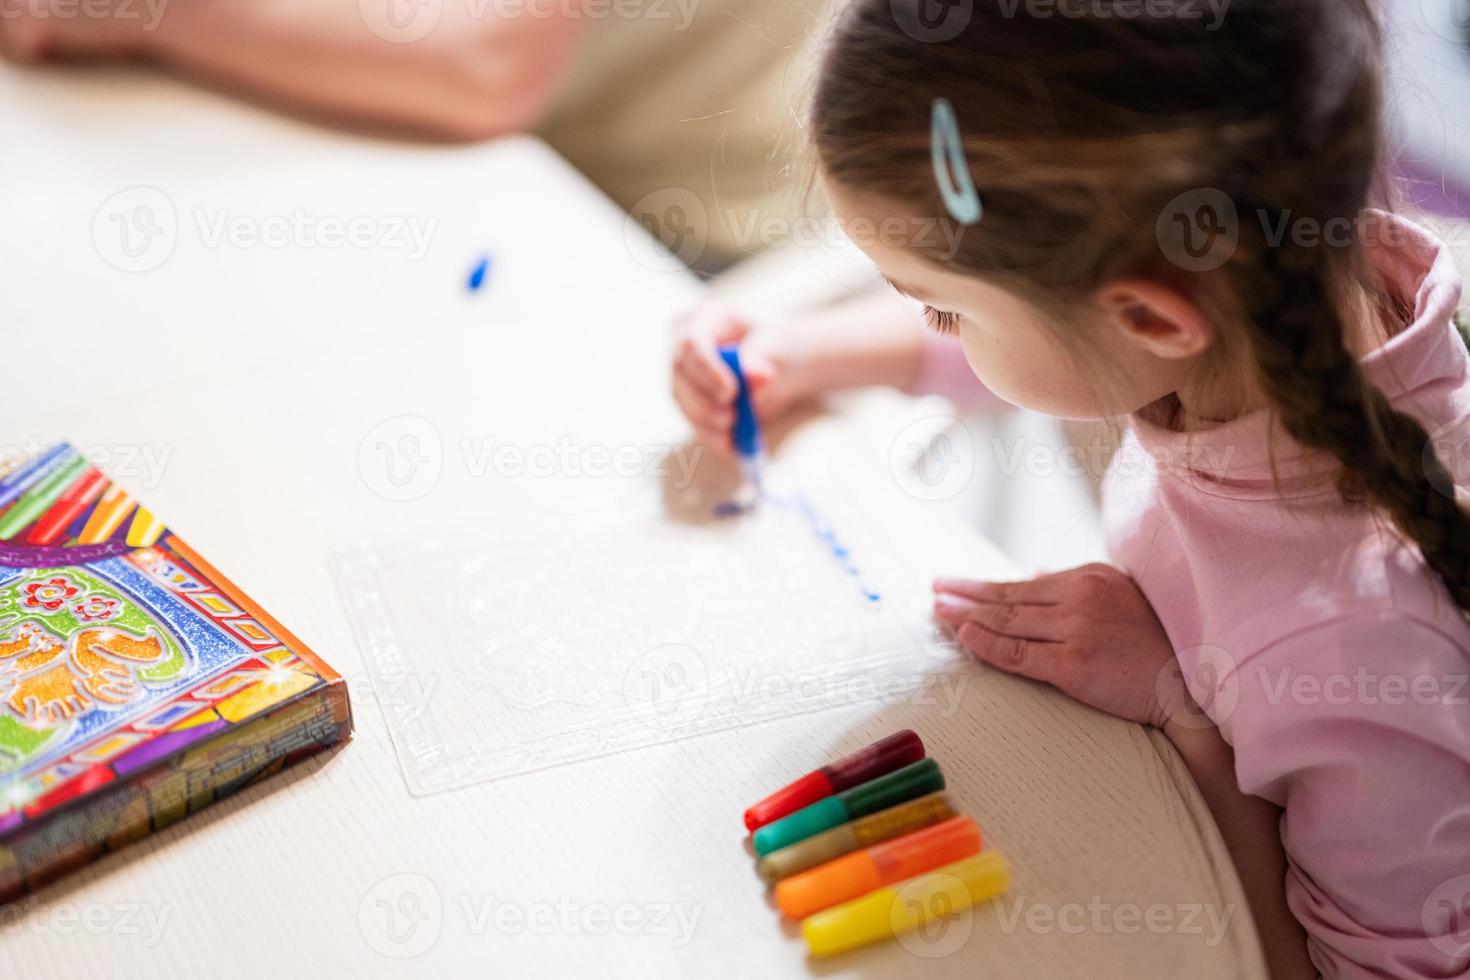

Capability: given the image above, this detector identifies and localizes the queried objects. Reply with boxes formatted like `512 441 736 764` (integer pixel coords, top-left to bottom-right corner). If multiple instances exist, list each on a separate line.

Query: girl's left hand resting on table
932 563 1193 728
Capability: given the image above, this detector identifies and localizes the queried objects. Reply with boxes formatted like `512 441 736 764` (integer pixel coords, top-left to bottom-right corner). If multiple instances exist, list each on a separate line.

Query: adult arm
0 0 584 139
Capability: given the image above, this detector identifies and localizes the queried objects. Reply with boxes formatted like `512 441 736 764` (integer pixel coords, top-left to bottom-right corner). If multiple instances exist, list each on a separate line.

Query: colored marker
777 816 981 919
758 792 956 885
126 506 166 548
745 730 925 832
26 467 107 546
718 345 763 488
753 758 944 856
802 851 1011 957
0 443 72 510
0 453 86 541
78 484 134 544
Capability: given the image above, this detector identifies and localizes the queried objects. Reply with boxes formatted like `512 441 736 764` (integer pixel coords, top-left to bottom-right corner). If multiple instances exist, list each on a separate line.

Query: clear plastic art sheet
331 490 958 794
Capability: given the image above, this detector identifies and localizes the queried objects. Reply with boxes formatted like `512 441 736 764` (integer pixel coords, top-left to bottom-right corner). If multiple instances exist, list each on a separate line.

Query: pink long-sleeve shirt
918 213 1470 977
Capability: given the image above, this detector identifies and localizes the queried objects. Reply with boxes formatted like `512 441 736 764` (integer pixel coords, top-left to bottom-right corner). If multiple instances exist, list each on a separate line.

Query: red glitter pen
745 731 926 833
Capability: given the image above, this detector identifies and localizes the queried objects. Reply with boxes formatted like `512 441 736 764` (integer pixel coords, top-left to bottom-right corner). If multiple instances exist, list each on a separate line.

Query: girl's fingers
956 622 1065 685
673 375 733 432
674 339 733 403
740 348 777 389
702 302 750 346
933 594 1066 643
743 350 786 416
675 303 747 400
933 575 1063 606
694 425 734 455
672 374 735 453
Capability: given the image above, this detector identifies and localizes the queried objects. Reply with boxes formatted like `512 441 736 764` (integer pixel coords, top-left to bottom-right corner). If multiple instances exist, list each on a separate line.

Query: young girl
672 1 1470 976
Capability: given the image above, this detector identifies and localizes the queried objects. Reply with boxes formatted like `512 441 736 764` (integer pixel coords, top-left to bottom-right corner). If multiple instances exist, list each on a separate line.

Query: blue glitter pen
718 345 764 489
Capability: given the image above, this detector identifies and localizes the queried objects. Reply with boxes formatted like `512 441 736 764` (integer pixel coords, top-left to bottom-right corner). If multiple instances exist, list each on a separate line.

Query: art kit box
0 443 352 902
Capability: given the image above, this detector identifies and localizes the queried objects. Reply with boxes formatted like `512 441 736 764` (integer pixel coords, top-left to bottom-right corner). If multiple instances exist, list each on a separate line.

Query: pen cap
758 793 954 884
745 731 925 832
801 851 1012 958
757 824 861 885
752 796 848 856
775 817 980 920
775 850 883 920
744 771 833 833
717 346 762 458
822 730 925 793
838 758 943 819
868 816 980 882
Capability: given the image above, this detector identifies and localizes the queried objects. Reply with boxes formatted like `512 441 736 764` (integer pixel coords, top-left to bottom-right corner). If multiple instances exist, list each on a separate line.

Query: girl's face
824 179 1199 420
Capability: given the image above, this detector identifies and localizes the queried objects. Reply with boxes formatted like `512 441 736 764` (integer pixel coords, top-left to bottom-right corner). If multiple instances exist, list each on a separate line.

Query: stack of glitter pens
744 730 1010 957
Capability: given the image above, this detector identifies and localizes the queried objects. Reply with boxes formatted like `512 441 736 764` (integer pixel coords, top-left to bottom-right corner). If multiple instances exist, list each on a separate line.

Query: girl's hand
933 564 1191 728
671 292 932 453
670 301 807 455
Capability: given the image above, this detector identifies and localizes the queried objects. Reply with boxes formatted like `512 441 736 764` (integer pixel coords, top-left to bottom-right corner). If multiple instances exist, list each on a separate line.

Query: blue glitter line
714 490 882 606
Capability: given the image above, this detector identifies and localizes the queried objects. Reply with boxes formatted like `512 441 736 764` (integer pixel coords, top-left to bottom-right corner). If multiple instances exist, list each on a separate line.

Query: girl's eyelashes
921 305 961 335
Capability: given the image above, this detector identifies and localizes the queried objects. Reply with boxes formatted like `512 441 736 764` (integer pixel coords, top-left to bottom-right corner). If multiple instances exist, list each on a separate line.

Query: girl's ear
1094 280 1215 360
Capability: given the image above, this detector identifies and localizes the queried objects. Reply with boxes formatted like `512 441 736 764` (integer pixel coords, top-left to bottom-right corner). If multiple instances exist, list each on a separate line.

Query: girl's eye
922 305 961 335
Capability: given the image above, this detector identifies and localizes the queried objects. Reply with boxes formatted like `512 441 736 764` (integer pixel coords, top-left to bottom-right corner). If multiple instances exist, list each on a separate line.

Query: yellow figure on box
0 619 168 727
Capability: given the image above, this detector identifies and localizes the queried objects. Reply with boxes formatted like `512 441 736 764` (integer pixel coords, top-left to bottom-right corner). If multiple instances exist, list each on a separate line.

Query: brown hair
812 0 1470 613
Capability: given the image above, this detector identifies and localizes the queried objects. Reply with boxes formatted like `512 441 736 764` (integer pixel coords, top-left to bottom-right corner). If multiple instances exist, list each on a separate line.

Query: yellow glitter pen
801 851 1011 957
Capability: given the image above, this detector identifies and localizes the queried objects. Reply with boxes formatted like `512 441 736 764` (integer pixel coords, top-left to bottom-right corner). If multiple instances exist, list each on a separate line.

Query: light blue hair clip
931 97 982 225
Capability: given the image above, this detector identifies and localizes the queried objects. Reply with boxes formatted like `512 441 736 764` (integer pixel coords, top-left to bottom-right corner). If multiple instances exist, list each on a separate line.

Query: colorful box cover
0 443 352 901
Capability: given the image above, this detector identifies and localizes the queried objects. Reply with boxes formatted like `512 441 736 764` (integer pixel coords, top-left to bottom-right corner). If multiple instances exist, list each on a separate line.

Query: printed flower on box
22 577 80 612
72 595 122 623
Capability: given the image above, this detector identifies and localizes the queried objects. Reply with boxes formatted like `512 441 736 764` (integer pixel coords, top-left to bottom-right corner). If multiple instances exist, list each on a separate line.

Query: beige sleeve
536 0 832 271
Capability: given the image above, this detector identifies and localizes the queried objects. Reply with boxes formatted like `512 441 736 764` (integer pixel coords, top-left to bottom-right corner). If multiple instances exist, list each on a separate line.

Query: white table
0 64 1264 978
